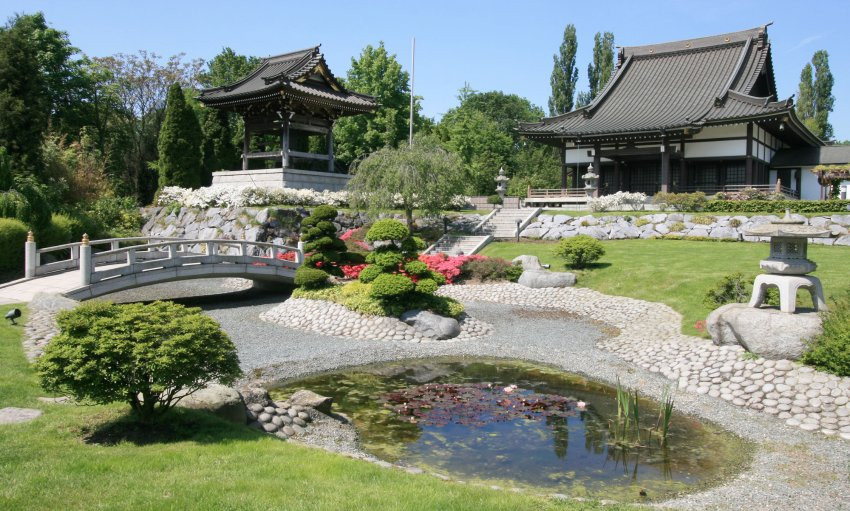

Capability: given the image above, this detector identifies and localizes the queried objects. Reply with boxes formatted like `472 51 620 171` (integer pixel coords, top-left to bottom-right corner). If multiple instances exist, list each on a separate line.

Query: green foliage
198 47 260 88
157 83 203 189
487 194 503 205
357 264 383 283
348 135 465 227
37 213 76 247
0 217 27 272
801 290 850 376
85 196 143 237
369 249 404 269
414 278 439 295
635 218 651 227
555 234 605 269
797 50 834 140
653 192 708 211
333 42 420 167
294 266 330 289
729 218 742 228
669 221 686 232
436 108 512 195
703 272 752 308
703 199 850 213
461 257 523 282
294 281 464 319
36 301 241 422
365 219 410 242
690 214 716 225
403 260 429 276
0 174 52 230
369 273 415 299
587 32 615 100
298 206 347 276
549 24 579 115
200 109 239 185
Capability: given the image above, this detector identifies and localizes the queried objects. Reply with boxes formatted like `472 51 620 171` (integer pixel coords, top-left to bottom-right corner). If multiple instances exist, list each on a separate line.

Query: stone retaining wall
521 213 850 245
141 206 484 245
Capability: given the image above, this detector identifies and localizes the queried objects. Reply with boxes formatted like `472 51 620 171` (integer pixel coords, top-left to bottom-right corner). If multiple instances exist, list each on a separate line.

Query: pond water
271 358 751 502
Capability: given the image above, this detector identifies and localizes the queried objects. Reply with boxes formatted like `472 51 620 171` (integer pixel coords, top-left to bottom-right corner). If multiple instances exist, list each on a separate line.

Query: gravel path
86 279 850 510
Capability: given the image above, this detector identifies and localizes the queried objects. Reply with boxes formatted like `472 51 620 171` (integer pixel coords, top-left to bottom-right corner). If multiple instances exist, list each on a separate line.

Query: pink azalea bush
418 253 485 284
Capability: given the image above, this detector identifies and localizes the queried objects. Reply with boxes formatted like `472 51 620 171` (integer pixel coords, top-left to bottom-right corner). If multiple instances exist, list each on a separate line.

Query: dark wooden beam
660 140 671 193
745 122 754 184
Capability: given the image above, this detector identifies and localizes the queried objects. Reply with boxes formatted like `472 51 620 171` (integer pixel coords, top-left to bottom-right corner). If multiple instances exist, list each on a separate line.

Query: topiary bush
555 234 605 269
294 266 330 289
357 264 383 283
365 218 410 242
0 218 28 272
801 290 850 376
299 205 347 277
370 273 415 299
36 301 241 423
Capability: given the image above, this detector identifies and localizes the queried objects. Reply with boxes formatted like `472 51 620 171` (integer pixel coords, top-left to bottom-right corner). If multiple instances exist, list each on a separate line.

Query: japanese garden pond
271 358 753 502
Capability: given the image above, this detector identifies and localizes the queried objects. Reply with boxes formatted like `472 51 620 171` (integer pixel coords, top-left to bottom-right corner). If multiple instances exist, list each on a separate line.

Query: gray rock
262 422 279 433
289 389 334 414
517 269 576 289
654 223 670 235
238 385 272 408
831 214 850 225
519 226 548 238
511 255 543 271
0 407 42 424
577 226 608 239
710 226 739 240
608 224 641 239
834 235 850 246
175 384 247 424
400 310 461 340
707 303 823 360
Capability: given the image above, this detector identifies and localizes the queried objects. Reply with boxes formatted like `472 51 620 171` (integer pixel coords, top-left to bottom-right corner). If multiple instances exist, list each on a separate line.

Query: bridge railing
25 235 186 278
79 238 302 286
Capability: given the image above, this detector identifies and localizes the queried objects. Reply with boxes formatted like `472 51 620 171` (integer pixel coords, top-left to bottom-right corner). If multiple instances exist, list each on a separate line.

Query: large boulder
517 269 576 289
290 389 334 414
511 255 543 271
706 303 823 360
400 310 460 340
177 384 247 424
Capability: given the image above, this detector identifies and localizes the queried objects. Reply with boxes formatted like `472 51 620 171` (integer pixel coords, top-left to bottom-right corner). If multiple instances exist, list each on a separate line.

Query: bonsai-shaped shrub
556 234 605 269
361 219 446 300
36 301 241 423
294 205 348 288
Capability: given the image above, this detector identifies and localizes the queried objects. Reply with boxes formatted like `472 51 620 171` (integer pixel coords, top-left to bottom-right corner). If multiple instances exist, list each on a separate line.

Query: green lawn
481 239 850 337
540 210 847 218
0 305 631 511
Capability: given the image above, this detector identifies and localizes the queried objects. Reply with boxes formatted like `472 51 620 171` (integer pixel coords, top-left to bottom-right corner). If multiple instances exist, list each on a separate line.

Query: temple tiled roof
519 26 819 144
771 145 850 167
198 46 376 113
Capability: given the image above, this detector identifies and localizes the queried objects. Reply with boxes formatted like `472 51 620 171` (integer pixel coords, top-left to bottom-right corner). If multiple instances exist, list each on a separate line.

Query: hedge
702 200 850 214
0 218 28 272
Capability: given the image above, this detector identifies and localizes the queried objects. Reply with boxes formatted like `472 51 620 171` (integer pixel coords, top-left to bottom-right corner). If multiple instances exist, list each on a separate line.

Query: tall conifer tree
156 83 202 189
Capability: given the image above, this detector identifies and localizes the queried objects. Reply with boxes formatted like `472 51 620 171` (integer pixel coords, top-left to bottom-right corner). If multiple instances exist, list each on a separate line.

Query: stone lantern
494 167 509 201
744 209 831 313
582 163 599 198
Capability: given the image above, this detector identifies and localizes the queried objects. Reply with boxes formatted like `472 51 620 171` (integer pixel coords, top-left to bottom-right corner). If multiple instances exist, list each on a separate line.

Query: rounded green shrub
404 260 429 276
401 236 426 254
35 300 241 423
369 273 415 299
368 250 401 269
487 194 503 205
365 219 409 242
555 235 605 269
801 290 850 376
309 205 338 221
0 218 28 272
298 206 347 277
669 221 686 232
415 278 438 295
294 266 330 289
38 213 77 248
358 264 383 283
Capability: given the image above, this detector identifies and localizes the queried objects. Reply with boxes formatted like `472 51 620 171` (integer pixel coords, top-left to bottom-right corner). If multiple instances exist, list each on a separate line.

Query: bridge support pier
24 233 36 279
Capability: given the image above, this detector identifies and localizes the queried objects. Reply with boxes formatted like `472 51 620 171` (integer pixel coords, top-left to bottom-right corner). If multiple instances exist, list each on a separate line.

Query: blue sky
3 0 849 139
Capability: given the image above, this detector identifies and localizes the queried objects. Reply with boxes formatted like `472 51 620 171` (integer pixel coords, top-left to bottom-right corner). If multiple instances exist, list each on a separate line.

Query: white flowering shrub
156 186 472 211
587 191 648 212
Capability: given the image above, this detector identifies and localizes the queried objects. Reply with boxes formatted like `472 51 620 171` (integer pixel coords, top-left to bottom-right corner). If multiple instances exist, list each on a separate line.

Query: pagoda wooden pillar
745 122 754 185
660 141 671 193
281 116 291 168
327 122 335 173
559 146 568 189
242 124 250 170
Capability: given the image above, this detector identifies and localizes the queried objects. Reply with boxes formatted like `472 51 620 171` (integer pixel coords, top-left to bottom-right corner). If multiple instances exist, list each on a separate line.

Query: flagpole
409 36 415 147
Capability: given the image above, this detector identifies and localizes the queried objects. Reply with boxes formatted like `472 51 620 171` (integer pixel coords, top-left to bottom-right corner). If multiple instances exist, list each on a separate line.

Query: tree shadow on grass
565 262 611 271
82 408 266 447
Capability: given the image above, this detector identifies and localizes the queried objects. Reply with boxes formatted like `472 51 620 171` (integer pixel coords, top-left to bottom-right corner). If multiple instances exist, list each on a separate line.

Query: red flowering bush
276 251 297 261
419 253 485 284
341 263 368 279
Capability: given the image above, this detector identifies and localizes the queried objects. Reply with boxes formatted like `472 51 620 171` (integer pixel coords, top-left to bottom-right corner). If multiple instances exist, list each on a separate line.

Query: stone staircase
425 234 492 256
425 207 542 255
481 207 543 239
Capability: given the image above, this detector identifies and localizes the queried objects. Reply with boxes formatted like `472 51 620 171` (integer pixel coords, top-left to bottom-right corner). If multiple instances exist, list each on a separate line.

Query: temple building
519 25 850 201
198 46 376 191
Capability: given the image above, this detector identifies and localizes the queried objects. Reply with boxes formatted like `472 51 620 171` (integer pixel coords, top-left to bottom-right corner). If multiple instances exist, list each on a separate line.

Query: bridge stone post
24 231 36 278
79 234 92 286
296 241 305 264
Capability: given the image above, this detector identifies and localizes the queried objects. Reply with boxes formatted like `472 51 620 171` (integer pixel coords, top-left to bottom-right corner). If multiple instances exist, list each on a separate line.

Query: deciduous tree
549 24 579 116
797 50 835 140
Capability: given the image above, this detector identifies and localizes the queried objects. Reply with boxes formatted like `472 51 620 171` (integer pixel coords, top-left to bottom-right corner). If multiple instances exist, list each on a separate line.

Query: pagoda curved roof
519 25 821 146
198 46 376 114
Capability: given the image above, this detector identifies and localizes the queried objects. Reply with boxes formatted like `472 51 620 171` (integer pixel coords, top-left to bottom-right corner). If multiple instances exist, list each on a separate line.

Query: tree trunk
405 208 414 230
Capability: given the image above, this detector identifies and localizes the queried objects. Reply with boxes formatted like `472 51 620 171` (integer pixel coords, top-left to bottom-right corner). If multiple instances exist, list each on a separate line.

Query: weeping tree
347 135 465 228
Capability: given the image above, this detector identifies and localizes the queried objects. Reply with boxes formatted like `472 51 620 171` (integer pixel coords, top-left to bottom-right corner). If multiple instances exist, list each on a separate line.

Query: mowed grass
0 305 632 511
481 239 850 336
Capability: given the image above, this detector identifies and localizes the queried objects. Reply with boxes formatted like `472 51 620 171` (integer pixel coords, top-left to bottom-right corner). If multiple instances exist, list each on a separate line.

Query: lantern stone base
748 274 827 313
759 257 817 275
707 303 823 360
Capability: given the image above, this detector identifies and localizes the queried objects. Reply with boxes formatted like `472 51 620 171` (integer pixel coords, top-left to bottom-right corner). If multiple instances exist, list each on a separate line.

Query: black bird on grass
5 308 21 325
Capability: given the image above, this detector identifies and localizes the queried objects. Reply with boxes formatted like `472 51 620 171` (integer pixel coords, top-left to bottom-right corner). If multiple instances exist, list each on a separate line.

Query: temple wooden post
592 143 601 197
559 146 568 189
660 140 671 193
745 122 754 185
327 121 335 173
242 122 250 170
680 140 688 192
281 115 291 168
